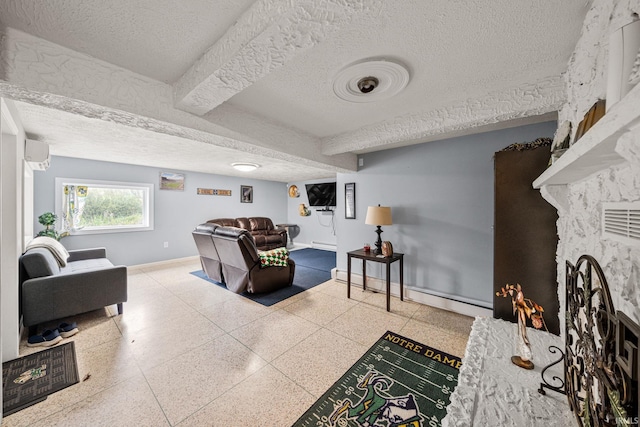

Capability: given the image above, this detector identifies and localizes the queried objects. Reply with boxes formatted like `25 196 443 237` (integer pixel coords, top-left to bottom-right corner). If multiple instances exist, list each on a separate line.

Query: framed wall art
241 185 253 203
197 188 231 196
159 172 185 191
345 182 356 219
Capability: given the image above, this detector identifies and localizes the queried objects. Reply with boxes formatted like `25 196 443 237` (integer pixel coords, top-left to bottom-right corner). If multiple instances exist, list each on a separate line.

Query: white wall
553 0 640 327
286 178 338 249
1 98 26 364
34 156 288 266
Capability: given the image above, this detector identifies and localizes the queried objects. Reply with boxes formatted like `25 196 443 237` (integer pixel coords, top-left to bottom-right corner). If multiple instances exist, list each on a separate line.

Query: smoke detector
333 59 410 103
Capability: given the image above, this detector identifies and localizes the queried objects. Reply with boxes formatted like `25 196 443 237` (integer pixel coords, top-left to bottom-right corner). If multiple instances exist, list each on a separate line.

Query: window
55 178 154 235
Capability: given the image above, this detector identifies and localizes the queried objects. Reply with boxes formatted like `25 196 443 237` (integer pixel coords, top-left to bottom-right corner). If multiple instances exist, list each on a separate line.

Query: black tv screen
305 182 336 207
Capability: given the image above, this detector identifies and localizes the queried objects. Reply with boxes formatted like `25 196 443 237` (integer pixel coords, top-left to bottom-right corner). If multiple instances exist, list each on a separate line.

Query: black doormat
2 342 79 416
293 331 461 427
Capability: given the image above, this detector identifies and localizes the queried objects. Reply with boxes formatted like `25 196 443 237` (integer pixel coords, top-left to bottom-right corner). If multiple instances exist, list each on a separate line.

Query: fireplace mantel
533 82 640 191
443 317 576 426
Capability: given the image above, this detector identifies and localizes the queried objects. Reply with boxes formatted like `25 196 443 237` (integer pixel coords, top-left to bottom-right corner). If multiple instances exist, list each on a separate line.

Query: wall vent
602 202 640 245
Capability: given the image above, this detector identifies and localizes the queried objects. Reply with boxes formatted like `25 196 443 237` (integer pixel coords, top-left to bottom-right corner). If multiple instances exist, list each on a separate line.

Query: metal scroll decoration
538 345 567 396
540 255 639 426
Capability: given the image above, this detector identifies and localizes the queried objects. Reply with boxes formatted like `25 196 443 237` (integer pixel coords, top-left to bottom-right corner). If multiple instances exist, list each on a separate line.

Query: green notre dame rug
293 331 461 427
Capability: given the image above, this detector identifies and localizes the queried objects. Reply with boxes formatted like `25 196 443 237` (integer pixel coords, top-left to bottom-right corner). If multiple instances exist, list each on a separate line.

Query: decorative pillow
258 248 289 267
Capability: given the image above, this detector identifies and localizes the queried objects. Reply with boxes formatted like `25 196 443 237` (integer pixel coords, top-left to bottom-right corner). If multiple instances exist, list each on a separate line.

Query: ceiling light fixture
232 162 260 172
357 76 379 93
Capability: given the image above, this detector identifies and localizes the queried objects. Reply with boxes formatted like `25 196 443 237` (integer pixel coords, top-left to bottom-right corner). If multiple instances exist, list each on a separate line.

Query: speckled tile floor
2 257 474 427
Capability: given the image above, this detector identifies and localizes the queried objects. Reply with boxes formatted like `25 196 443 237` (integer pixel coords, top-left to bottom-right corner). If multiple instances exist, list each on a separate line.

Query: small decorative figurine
381 241 393 257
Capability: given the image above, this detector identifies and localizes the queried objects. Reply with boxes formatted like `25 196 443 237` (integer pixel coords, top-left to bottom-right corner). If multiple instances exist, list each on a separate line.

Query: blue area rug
289 248 336 272
190 248 336 306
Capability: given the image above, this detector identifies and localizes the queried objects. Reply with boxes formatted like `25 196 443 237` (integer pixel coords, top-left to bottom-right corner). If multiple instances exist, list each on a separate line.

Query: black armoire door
493 141 560 335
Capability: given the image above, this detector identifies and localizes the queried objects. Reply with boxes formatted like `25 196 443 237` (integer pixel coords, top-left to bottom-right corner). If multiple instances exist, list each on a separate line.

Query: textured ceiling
0 0 590 182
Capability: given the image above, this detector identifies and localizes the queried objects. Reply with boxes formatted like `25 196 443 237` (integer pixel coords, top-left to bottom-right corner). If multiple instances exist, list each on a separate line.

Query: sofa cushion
213 226 248 239
204 216 286 251
60 258 114 275
25 236 70 267
195 223 218 234
207 218 237 227
253 234 285 249
249 217 274 233
258 248 289 267
235 217 251 230
21 248 61 278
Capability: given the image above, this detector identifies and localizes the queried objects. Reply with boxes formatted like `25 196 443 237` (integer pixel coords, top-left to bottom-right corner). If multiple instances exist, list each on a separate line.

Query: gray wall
34 156 288 266
333 121 557 308
35 121 555 306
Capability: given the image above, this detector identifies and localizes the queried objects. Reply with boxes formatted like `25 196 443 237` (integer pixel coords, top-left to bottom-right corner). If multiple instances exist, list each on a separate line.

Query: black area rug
293 331 461 427
2 342 79 416
191 248 336 306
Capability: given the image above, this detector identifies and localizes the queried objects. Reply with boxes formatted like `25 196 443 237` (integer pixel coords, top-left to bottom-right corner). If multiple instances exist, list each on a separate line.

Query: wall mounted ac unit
24 139 50 171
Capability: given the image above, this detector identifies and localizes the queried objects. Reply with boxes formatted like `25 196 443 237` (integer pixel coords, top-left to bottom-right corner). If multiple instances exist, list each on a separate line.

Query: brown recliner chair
207 217 287 251
211 226 295 294
192 223 223 283
238 217 287 251
207 218 237 227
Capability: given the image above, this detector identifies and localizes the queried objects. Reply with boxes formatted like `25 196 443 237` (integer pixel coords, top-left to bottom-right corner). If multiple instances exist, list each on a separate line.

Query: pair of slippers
27 322 79 347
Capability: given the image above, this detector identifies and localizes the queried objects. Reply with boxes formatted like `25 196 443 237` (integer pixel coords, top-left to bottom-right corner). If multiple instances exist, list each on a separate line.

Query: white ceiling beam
173 0 383 116
321 76 565 155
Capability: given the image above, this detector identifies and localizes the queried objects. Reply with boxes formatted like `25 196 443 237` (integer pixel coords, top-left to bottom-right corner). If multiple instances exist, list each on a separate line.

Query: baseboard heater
310 241 337 251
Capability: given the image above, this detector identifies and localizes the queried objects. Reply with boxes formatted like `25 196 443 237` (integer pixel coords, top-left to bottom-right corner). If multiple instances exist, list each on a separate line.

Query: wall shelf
533 82 640 188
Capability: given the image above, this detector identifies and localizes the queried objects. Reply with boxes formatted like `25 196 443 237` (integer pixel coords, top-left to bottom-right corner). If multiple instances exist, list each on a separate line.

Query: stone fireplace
445 2 640 425
535 0 640 335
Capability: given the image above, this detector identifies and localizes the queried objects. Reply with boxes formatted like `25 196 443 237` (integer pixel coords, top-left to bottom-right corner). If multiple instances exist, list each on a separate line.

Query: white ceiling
0 0 590 182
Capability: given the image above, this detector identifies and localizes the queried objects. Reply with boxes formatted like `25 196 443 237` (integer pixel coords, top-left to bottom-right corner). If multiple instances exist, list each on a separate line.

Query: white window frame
55 177 154 235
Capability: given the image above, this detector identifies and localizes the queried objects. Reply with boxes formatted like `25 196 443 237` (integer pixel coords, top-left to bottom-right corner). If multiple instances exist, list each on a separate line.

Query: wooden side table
346 249 404 311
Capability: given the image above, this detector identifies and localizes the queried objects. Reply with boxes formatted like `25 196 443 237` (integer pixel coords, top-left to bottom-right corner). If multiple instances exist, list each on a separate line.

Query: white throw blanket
25 236 70 267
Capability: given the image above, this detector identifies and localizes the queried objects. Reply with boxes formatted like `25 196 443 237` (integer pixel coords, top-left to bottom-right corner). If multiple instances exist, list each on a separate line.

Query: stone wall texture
556 0 640 328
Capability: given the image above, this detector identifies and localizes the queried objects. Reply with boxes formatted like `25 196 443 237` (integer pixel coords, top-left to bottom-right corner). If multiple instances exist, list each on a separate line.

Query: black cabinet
493 142 560 335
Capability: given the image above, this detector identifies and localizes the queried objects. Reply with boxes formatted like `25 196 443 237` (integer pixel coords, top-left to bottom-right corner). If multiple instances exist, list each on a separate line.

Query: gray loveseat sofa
19 245 127 335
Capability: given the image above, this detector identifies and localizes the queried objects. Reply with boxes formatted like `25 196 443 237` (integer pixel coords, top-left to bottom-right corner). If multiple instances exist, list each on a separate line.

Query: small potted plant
36 212 68 241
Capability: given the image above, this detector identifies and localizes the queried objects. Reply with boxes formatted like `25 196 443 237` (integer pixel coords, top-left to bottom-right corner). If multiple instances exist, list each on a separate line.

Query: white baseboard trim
310 241 337 251
290 243 336 252
334 269 492 318
289 243 311 251
128 255 200 271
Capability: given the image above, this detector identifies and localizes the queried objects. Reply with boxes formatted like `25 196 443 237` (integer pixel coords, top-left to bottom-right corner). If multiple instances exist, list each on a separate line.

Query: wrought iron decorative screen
562 255 639 426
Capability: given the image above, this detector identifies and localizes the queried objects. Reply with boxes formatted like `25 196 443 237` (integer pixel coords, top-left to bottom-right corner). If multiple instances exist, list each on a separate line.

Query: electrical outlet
358 158 364 167
163 242 169 248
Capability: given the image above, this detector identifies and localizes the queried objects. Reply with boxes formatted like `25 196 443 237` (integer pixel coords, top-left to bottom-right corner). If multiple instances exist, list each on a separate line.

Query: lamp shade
365 206 392 225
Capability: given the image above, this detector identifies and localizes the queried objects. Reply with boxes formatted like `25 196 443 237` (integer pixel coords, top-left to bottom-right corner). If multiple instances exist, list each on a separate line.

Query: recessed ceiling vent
602 202 640 245
333 59 410 103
